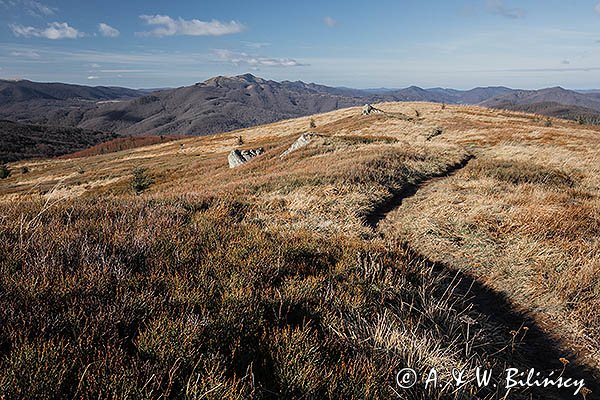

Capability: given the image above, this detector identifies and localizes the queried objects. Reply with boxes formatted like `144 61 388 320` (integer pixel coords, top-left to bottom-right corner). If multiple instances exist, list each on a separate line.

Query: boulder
280 133 314 158
362 104 384 115
228 147 265 168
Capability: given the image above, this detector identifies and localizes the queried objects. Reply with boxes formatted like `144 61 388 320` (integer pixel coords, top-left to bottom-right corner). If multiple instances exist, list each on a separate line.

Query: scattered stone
362 104 384 115
281 133 314 158
426 127 443 141
228 147 265 168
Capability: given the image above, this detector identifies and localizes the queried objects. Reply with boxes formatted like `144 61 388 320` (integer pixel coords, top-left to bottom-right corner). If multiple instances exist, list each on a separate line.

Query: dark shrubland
0 120 116 163
0 197 529 399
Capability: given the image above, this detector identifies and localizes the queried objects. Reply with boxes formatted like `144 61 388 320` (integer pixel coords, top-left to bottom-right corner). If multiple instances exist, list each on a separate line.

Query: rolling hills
78 79 529 138
0 102 598 398
2 75 600 164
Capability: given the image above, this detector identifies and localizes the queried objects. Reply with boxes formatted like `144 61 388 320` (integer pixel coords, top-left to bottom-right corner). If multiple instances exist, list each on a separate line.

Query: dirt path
369 154 600 399
366 154 474 229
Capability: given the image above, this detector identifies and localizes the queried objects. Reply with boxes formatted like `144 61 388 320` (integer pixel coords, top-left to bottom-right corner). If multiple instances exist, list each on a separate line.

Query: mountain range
1 74 600 162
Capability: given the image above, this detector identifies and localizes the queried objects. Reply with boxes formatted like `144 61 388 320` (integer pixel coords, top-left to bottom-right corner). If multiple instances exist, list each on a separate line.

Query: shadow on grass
364 151 599 398
365 155 474 229
407 244 599 399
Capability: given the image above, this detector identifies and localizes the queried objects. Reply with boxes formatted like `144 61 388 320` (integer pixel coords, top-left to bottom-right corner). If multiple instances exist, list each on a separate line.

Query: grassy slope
0 103 598 398
379 105 600 373
61 135 191 159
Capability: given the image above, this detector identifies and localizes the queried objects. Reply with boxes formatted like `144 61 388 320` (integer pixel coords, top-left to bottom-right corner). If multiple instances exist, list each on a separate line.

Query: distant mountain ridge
2 75 600 163
3 75 600 133
491 101 600 123
72 76 520 136
72 74 363 136
0 79 142 104
481 86 600 112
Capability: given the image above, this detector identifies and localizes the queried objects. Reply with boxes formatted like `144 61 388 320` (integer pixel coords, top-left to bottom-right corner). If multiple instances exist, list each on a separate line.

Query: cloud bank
10 22 83 39
213 49 307 68
138 15 245 37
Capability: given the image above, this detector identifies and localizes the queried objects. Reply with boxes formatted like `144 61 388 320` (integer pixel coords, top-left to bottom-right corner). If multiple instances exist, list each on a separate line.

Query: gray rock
362 104 384 115
228 147 265 168
426 127 443 141
280 133 314 158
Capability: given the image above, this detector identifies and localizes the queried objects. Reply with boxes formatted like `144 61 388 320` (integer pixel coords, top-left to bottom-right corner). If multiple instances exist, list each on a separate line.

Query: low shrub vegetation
0 103 597 398
0 197 530 399
0 164 10 179
131 167 154 194
466 159 575 188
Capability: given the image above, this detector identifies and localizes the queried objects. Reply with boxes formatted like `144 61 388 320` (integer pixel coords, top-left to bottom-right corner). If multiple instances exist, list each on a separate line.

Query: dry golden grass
376 104 600 374
0 102 598 398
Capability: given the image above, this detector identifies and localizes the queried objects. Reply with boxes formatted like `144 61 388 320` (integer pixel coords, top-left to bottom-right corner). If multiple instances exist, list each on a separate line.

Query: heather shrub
131 166 154 194
0 197 518 399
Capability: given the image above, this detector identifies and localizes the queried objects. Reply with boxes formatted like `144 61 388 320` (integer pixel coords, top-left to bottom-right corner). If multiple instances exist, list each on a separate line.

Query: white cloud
243 41 270 49
487 0 525 19
23 0 54 17
0 0 55 17
90 63 101 68
98 23 119 38
10 22 84 39
596 3 600 15
87 75 99 80
99 69 147 73
213 49 308 67
10 49 40 58
324 16 337 27
137 14 245 37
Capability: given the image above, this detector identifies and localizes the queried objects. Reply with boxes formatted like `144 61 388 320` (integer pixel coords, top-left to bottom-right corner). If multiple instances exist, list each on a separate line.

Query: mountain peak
544 86 567 92
199 73 268 87
236 73 262 82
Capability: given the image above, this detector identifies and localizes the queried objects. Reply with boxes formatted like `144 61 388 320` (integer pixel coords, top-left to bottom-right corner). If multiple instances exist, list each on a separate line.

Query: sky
1 0 600 89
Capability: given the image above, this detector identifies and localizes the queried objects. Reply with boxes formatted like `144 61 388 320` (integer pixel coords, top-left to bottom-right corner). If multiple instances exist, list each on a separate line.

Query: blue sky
1 0 600 89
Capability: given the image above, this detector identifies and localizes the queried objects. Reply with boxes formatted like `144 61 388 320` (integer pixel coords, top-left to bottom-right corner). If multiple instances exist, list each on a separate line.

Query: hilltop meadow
0 102 598 399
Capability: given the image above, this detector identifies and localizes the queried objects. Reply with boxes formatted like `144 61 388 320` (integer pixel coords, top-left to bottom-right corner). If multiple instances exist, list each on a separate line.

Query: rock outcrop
362 104 384 115
228 148 265 168
280 133 314 158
